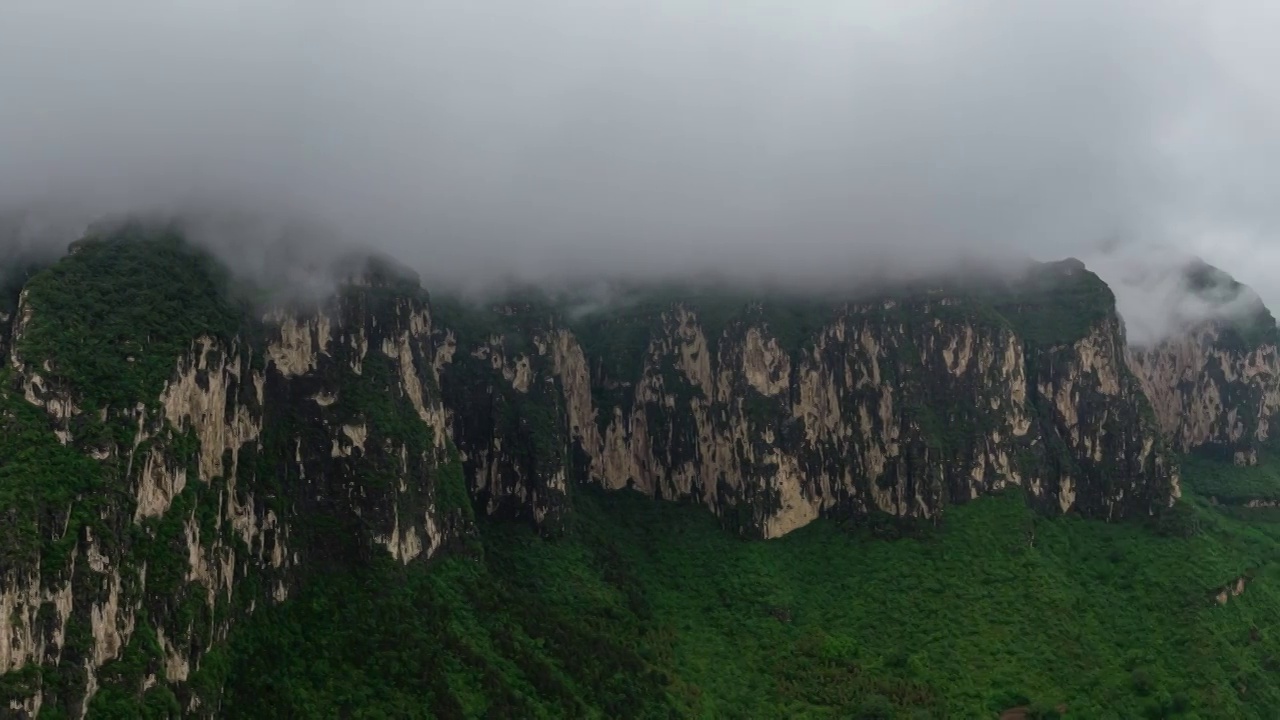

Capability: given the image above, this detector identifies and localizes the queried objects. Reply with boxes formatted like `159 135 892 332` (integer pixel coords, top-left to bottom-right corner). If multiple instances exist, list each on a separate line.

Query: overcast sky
2 1 1280 339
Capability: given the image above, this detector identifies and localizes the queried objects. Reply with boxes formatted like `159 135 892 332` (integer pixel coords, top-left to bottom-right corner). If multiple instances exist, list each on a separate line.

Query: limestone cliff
436 259 1179 539
0 230 1186 716
1127 261 1280 465
0 230 469 717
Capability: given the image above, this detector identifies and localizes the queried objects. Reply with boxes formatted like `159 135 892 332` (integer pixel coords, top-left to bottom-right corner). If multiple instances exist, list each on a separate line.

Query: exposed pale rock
157 626 189 682
0 563 75 674
159 336 262 485
89 568 134 668
332 423 369 457
1129 322 1280 463
478 300 1174 538
133 446 188 521
264 310 331 377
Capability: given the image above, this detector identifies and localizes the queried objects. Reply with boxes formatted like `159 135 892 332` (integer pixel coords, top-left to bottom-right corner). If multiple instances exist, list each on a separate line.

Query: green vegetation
3 230 1273 717
566 289 838 374
430 292 557 361
222 453 1280 718
989 259 1116 347
222 549 672 718
0 377 107 570
0 226 250 576
1215 312 1279 355
18 225 246 413
87 618 183 719
0 227 257 717
1184 447 1280 506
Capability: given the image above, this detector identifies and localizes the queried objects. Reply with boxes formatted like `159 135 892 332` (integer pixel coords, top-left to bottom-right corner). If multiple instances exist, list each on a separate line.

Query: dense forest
221 448 1280 719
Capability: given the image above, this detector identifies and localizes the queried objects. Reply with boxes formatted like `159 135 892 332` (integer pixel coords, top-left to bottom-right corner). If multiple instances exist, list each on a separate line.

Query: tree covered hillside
222 449 1280 719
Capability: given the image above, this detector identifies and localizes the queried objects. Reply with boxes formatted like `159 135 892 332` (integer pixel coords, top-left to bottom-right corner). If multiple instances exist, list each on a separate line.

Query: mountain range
2 223 1279 717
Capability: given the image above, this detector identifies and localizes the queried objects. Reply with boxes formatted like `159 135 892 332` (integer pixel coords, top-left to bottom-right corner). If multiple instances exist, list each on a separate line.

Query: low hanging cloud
2 1 1280 332
1085 240 1271 346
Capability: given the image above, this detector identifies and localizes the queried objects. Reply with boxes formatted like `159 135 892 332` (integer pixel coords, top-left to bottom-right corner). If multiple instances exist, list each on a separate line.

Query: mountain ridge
0 226 1274 716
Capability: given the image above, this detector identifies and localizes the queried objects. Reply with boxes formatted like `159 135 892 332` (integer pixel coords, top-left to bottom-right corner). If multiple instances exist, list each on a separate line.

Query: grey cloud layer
2 1 1278 331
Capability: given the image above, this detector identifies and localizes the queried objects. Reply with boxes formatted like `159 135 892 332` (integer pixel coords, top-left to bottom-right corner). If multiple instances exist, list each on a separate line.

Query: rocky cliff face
0 231 469 717
1126 261 1280 465
436 259 1178 539
0 231 1182 716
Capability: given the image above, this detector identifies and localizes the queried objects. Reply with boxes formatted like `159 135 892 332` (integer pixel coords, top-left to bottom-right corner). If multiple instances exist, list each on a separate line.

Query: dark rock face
0 234 1182 714
436 275 1179 539
433 302 571 533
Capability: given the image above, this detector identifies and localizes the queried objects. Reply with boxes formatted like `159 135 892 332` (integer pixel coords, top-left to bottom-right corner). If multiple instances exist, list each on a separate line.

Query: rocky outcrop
1029 315 1179 517
435 308 571 533
0 238 469 717
1129 324 1280 465
1126 262 1280 465
437 261 1179 539
1214 575 1250 606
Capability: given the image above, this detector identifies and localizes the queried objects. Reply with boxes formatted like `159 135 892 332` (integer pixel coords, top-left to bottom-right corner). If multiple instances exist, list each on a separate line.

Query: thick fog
2 1 1280 340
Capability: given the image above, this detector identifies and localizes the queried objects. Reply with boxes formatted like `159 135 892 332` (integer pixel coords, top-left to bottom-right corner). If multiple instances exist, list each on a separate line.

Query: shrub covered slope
223 454 1280 719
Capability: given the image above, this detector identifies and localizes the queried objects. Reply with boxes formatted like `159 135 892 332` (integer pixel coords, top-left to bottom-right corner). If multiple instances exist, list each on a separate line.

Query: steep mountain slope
221 468 1280 719
437 257 1177 538
0 227 1194 716
0 228 470 717
1128 260 1280 465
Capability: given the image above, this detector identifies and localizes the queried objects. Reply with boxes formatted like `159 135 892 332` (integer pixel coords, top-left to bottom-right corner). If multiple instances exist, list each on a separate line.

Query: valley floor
221 454 1280 719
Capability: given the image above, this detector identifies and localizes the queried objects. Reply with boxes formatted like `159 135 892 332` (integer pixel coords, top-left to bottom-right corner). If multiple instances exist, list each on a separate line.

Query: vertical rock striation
0 234 468 716
436 259 1178 539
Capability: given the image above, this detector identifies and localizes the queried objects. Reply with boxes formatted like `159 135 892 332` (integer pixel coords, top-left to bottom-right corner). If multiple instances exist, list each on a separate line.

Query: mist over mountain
1086 243 1276 345
13 5 1280 716
3 1 1280 330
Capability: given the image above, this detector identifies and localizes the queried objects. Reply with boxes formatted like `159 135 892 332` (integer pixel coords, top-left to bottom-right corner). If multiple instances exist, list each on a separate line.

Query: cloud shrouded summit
2 0 1280 324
